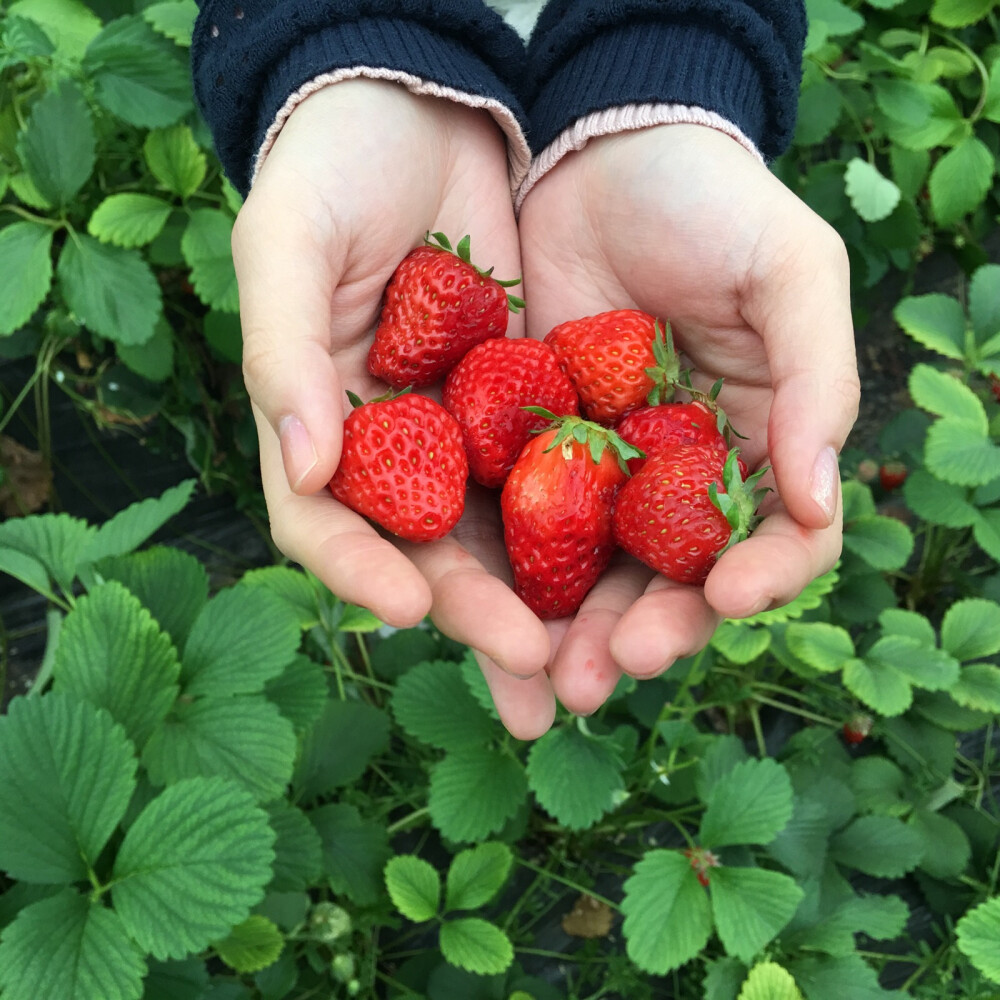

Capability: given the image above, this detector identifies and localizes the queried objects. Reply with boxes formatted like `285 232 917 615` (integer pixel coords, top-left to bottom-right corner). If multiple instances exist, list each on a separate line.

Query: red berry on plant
613 445 766 585
329 390 468 542
842 713 873 745
368 232 524 388
879 461 908 491
501 413 642 619
442 337 580 488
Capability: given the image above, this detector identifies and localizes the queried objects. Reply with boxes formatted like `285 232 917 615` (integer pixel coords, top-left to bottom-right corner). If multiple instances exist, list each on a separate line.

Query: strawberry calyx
345 386 411 408
524 407 645 475
644 320 683 406
707 449 770 553
675 371 747 443
425 231 526 314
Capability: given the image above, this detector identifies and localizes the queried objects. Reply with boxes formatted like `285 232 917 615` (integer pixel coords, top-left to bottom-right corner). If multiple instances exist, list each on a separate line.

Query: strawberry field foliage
0 1 999 1000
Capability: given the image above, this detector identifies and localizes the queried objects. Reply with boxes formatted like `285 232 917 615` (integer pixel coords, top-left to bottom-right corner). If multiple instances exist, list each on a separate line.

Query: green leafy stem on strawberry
424 232 525 313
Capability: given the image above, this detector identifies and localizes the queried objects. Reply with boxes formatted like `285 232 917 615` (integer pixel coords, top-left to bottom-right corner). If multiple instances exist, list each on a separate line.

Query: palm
234 81 554 737
517 124 858 712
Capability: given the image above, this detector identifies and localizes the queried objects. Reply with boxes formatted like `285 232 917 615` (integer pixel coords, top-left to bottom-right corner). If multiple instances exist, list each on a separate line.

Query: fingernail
810 446 839 524
279 414 318 491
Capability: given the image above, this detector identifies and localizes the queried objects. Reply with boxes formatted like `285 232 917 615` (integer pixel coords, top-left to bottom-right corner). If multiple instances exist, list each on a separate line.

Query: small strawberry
501 414 642 619
842 713 873 746
544 310 680 425
617 399 744 477
878 460 908 491
329 390 468 542
683 846 721 887
613 445 767 585
368 232 525 388
442 337 580 488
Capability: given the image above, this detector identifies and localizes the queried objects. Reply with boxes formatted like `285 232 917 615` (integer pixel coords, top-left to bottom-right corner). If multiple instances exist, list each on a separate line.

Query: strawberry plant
2 0 1000 998
0 0 255 506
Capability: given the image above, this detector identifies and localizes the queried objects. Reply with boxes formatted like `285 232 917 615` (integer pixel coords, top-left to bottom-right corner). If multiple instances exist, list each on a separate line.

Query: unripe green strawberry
501 414 641 619
613 444 766 585
442 337 580 488
368 233 524 388
329 390 468 542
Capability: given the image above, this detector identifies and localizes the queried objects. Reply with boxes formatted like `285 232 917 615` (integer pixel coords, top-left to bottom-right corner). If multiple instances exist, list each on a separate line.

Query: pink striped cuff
514 103 765 212
252 68 532 196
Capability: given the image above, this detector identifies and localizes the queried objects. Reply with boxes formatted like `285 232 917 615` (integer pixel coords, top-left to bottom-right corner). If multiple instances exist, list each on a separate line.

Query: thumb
744 217 860 529
232 192 347 494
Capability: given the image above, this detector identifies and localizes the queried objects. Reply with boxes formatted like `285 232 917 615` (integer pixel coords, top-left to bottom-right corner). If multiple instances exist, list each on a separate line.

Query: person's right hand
232 79 554 734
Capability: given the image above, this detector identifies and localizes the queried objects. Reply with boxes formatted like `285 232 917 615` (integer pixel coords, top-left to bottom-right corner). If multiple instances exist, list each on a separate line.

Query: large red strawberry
613 445 766 585
329 390 468 542
544 310 680 425
501 415 641 619
368 233 524 388
442 337 580 488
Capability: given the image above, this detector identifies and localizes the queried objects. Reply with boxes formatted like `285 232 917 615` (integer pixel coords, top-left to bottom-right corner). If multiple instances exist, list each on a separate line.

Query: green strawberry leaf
384 855 441 922
143 124 207 198
88 193 173 248
527 723 626 830
111 777 275 960
57 235 162 346
310 802 392 906
0 889 145 1000
439 918 514 976
0 693 137 884
445 843 513 912
956 896 1000 984
17 80 95 207
212 916 283 974
710 867 804 964
699 758 794 848
622 850 713 975
51 581 181 748
429 746 528 842
0 221 54 336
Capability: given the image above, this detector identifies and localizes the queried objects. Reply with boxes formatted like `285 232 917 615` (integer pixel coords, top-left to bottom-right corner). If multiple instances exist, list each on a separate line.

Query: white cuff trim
252 67 532 197
514 103 765 212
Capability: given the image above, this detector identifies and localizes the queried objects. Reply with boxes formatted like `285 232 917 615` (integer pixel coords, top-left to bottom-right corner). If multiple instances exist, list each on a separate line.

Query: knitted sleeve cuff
525 0 806 161
513 102 763 211
192 0 530 196
252 68 531 194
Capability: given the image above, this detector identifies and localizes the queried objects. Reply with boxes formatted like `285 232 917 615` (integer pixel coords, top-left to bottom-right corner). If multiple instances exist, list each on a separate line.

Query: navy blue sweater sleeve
191 0 529 195
525 0 806 159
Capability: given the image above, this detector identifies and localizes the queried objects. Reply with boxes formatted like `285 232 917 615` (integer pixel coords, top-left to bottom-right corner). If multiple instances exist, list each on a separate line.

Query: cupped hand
515 123 861 717
233 79 553 734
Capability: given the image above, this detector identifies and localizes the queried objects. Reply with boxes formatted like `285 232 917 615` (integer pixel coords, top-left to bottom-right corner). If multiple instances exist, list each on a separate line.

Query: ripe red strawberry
329 390 468 542
842 713 873 745
544 310 680 425
878 460 907 491
501 415 641 619
442 337 580 488
368 233 524 388
617 400 742 476
613 445 766 585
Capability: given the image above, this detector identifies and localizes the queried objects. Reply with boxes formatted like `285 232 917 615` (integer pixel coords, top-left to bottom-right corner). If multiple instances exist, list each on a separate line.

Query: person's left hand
507 123 860 722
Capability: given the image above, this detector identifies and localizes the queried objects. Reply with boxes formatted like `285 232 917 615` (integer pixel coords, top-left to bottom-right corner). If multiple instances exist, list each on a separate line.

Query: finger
475 652 557 740
742 199 860 530
402 531 551 679
547 560 651 715
256 407 433 627
703 489 844 620
234 181 349 497
608 574 720 679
